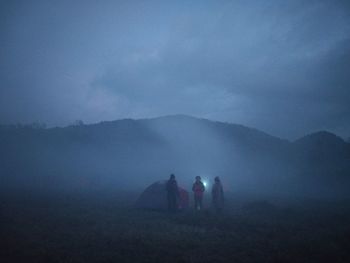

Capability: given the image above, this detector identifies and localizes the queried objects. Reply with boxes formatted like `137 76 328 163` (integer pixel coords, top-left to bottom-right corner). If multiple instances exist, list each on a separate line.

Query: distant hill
0 115 349 197
292 131 350 193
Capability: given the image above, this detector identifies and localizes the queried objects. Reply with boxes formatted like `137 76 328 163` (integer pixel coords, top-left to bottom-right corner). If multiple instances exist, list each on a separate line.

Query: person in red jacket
192 176 205 210
212 176 224 213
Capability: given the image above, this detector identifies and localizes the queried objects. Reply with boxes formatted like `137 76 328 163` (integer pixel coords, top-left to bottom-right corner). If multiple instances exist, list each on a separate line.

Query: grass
1 190 350 263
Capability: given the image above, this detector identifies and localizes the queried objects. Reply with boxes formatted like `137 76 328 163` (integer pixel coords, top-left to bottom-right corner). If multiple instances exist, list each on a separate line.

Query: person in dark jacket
212 176 224 213
166 174 179 212
192 176 205 210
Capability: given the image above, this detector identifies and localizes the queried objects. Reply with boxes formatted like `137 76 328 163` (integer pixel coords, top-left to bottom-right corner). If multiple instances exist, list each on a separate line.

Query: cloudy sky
1 0 349 139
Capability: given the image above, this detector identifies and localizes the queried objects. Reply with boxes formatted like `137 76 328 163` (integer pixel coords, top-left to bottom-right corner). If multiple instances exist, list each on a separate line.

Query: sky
0 0 349 140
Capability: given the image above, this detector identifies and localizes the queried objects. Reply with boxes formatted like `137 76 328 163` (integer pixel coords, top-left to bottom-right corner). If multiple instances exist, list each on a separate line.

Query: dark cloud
0 0 349 139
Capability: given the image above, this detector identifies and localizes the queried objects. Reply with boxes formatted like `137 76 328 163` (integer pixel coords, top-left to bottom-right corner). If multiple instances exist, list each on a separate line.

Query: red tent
135 180 189 210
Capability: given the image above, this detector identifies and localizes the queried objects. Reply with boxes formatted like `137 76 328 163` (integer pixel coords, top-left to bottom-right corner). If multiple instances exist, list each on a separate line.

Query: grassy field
1 190 350 263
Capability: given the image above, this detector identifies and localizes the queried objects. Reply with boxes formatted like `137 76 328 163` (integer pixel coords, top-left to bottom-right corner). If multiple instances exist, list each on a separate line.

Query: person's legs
194 195 199 210
167 194 172 211
169 194 176 212
213 199 219 213
171 195 177 211
168 194 175 212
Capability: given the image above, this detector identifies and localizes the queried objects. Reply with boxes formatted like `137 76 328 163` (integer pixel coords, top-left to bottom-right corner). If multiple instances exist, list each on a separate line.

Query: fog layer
1 116 349 198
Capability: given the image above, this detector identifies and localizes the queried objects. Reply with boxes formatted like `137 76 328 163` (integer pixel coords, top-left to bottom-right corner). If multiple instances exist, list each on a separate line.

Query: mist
1 0 350 139
1 115 349 200
1 1 350 262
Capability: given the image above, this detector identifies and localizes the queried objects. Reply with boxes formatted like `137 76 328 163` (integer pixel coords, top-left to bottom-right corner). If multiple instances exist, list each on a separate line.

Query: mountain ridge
0 114 349 197
2 114 346 144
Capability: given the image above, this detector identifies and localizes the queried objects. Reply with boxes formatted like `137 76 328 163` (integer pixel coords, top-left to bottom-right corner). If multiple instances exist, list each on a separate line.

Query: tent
135 180 189 210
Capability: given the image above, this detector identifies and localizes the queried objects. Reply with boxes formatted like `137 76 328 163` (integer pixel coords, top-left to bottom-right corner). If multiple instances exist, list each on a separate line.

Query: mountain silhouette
0 115 349 197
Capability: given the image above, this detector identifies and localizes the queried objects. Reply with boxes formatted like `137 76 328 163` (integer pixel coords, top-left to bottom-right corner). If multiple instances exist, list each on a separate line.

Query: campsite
1 115 350 262
2 1 350 262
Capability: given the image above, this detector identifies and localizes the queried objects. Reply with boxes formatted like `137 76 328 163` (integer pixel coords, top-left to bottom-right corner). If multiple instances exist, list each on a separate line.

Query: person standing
166 174 179 212
192 176 205 210
212 176 224 213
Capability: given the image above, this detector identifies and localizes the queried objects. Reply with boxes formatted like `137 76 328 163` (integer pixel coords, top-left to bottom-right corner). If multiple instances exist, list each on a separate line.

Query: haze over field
1 1 350 262
1 115 349 199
